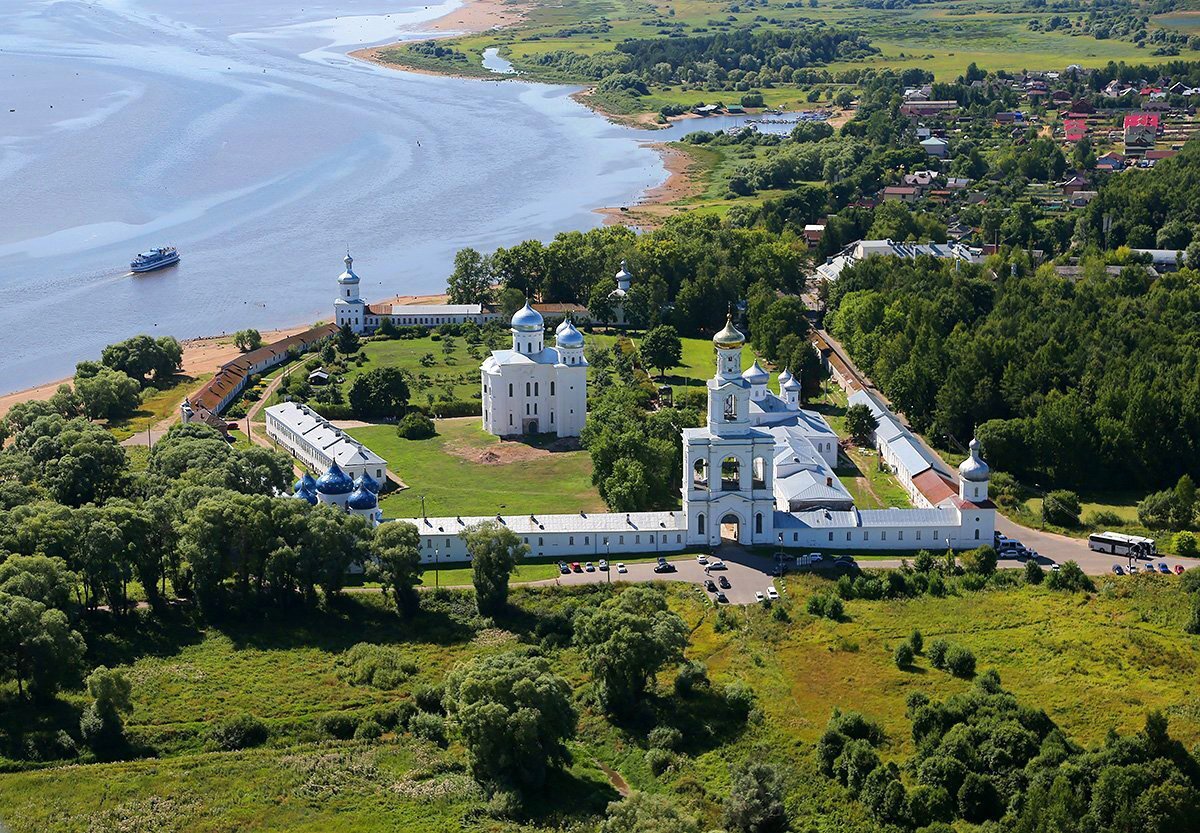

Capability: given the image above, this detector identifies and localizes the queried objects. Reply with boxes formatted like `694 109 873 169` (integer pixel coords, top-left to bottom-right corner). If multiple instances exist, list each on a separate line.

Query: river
0 0 669 391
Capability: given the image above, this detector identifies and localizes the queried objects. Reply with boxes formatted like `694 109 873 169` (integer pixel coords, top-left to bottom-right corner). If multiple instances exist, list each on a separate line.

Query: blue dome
354 471 381 494
556 321 584 349
293 487 318 505
347 486 378 510
294 472 317 494
511 300 544 333
316 462 354 495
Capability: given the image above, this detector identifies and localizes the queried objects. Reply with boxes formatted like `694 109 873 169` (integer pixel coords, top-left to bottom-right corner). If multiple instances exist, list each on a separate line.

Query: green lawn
4 577 1199 831
346 335 490 406
347 417 605 518
107 374 208 441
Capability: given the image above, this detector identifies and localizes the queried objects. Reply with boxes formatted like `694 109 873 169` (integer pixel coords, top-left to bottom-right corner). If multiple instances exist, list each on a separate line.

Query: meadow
2 573 1198 832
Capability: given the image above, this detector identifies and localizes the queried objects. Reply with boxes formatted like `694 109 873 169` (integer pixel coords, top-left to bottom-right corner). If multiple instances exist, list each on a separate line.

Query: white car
755 591 765 603
616 562 627 574
598 559 609 571
710 559 726 570
766 586 780 600
809 553 823 563
697 554 709 565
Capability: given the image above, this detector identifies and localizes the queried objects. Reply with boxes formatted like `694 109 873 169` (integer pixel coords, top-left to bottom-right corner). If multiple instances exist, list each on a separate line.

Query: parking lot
551 547 784 605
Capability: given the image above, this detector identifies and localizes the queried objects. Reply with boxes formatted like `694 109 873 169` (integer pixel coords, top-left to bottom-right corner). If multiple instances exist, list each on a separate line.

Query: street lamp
434 546 440 588
604 537 611 583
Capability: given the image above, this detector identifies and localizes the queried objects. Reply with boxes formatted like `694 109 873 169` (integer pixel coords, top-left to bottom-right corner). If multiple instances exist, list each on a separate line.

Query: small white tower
782 373 802 410
742 360 770 401
334 252 366 332
776 366 793 398
608 261 633 326
614 260 632 295
957 438 990 503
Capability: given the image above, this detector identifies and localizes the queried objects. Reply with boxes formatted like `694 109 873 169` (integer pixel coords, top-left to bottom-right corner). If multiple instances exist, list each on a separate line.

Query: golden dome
713 313 744 349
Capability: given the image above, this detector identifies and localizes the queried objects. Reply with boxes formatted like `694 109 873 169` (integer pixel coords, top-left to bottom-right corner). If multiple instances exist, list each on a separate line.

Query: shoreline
595 142 708 230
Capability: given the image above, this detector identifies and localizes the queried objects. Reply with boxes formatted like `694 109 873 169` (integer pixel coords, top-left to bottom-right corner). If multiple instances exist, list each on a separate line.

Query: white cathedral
480 301 588 438
393 313 996 562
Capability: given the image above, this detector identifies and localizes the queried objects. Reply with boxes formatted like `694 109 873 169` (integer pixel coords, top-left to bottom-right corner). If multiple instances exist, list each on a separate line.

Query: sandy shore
0 324 314 419
350 0 530 76
596 143 707 230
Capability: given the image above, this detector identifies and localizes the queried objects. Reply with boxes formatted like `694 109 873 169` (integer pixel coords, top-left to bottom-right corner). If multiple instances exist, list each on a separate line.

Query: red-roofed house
1124 113 1160 150
1062 119 1087 142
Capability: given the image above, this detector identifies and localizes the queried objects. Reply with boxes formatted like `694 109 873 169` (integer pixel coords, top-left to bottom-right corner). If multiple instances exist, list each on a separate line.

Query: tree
79 665 133 757
1024 558 1044 585
348 367 410 419
396 412 436 439
587 279 617 326
446 247 495 305
234 329 263 352
443 651 576 793
724 761 789 833
101 335 181 387
1042 490 1082 526
601 792 700 833
573 586 688 714
0 593 86 698
1174 474 1197 529
336 323 360 355
894 641 915 668
960 545 997 576
639 325 683 379
0 555 76 611
461 521 526 615
845 403 878 446
12 415 128 506
74 365 141 421
371 522 422 617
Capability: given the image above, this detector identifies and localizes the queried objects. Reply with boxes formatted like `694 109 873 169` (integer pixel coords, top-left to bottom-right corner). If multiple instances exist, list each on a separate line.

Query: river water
0 0 669 391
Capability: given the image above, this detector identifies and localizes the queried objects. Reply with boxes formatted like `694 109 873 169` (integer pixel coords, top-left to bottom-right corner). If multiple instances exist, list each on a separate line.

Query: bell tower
707 313 751 437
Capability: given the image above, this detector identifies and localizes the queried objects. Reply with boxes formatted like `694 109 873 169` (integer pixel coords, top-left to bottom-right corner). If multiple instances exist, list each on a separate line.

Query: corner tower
334 252 366 332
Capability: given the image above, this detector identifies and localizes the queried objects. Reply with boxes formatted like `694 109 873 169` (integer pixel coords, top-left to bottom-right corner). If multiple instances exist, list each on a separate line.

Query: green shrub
645 746 676 775
807 593 844 620
1174 531 1198 557
944 646 976 678
409 711 447 746
894 641 914 669
1085 509 1126 528
723 682 756 719
1024 559 1044 585
1185 601 1200 635
396 412 436 440
648 725 683 751
909 629 923 654
928 639 950 669
353 717 384 740
1042 490 1082 526
334 643 419 689
414 684 445 714
319 712 360 740
674 660 709 697
209 714 268 750
1045 561 1094 593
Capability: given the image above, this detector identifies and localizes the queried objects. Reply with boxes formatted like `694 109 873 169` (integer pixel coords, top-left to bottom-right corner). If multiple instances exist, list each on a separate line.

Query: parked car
716 592 729 604
1051 563 1060 572
1129 565 1140 574
766 586 780 600
1175 565 1185 575
696 554 708 565
710 559 726 570
755 591 765 603
718 575 731 589
616 563 627 574
809 553 823 562
585 562 595 572
1112 564 1124 575
654 562 676 574
1158 562 1171 574
598 559 608 571
571 562 582 573
705 579 717 592
558 561 570 574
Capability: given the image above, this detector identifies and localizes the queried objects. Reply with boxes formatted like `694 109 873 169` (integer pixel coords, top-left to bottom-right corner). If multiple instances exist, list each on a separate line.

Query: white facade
333 253 502 333
383 314 994 562
480 301 587 438
815 239 984 284
265 401 389 484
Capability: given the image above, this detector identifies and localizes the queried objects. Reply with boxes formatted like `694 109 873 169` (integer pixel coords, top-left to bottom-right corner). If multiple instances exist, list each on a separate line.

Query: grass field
107 374 209 441
348 417 605 518
348 336 487 405
2 574 1198 832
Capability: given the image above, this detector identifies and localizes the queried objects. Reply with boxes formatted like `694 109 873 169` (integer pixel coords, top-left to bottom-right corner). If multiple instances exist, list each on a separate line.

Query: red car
1175 565 1186 575
571 562 582 573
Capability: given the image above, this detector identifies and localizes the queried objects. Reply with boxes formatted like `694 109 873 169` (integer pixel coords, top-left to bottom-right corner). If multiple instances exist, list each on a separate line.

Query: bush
723 682 756 719
894 641 914 669
409 711 447 746
1042 490 1082 526
927 639 950 669
414 684 446 714
335 643 419 689
1174 531 1198 557
807 593 844 620
209 714 268 750
319 712 360 740
1024 559 1045 585
909 629 923 655
645 746 676 775
1045 561 1094 593
960 546 997 576
944 646 976 679
353 717 384 740
674 660 709 697
1085 509 1126 527
1185 600 1200 635
430 400 481 418
396 412 436 440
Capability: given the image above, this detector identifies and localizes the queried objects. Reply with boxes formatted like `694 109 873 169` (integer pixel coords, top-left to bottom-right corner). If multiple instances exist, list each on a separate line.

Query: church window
550 412 554 424
526 404 530 415
535 382 539 396
538 537 543 546
676 535 682 543
847 532 852 541
509 415 513 426
755 513 763 535
916 531 921 540
934 530 939 540
534 403 537 414
721 457 740 491
974 529 980 540
880 531 886 541
693 459 708 489
619 536 624 545
569 537 574 545
724 393 737 421
864 531 869 541
752 457 766 489
898 531 903 541
584 537 589 545
508 384 513 397
827 532 832 542
550 381 555 396
526 382 531 396
698 513 706 535
635 535 640 544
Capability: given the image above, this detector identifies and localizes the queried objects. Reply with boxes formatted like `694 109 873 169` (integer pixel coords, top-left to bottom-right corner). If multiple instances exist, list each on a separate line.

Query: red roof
1063 119 1087 141
912 469 957 506
1145 149 1177 160
1124 113 1160 128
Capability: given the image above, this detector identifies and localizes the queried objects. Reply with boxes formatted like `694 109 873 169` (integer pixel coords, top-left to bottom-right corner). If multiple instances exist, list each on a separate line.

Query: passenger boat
130 247 180 273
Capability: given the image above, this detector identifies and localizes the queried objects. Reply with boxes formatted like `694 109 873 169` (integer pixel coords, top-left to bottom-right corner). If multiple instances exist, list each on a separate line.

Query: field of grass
3 574 1199 832
348 417 605 518
107 373 208 441
348 336 487 406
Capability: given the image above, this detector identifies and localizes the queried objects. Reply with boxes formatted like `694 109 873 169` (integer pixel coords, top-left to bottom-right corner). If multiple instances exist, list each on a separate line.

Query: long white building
390 314 995 565
265 401 389 484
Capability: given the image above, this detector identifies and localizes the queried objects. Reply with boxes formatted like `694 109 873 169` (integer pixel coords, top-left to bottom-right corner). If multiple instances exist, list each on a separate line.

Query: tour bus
1088 531 1156 558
